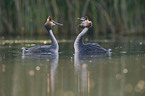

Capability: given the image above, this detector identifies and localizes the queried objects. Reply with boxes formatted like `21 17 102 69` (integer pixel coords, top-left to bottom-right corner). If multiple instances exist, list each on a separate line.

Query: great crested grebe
74 16 111 55
22 16 63 55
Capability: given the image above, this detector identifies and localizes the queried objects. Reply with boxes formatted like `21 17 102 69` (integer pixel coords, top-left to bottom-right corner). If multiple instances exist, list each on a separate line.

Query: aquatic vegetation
0 0 145 37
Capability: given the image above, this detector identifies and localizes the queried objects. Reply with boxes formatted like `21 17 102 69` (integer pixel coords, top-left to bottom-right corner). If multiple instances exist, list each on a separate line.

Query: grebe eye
82 16 88 20
51 20 54 23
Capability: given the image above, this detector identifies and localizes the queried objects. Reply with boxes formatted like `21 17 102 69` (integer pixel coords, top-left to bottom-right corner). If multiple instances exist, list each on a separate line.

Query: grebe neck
74 28 88 52
49 29 59 52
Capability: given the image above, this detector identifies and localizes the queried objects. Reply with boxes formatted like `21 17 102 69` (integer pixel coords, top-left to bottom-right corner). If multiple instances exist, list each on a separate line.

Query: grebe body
22 16 63 55
74 17 111 55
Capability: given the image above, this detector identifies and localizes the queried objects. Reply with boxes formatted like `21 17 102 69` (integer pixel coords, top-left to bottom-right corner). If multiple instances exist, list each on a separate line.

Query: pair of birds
22 16 111 55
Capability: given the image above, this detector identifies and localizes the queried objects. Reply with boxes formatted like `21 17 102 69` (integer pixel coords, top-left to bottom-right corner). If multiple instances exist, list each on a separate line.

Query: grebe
74 17 111 55
22 16 63 55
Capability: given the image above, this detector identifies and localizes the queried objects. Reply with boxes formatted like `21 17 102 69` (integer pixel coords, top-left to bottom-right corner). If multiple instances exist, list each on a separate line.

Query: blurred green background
0 0 145 38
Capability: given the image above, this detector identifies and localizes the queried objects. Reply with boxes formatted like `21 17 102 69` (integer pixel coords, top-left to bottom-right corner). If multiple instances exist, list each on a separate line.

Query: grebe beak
77 18 85 21
77 18 84 21
54 21 63 26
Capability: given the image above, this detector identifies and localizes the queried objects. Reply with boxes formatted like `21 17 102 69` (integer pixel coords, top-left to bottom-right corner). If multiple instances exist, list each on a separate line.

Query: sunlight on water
116 74 122 80
36 66 41 71
29 70 35 76
0 38 145 96
123 68 128 73
125 83 133 93
135 80 145 93
0 39 73 45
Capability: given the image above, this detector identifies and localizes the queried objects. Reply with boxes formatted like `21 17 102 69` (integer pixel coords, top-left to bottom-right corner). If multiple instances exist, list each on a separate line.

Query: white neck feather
49 30 59 53
74 28 88 53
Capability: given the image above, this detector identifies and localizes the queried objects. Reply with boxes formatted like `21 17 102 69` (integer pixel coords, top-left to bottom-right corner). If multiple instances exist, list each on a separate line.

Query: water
0 37 145 96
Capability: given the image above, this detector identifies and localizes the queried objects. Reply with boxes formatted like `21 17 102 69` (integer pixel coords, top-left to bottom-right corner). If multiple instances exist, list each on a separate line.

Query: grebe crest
21 16 63 55
44 16 63 30
77 16 92 28
74 16 111 55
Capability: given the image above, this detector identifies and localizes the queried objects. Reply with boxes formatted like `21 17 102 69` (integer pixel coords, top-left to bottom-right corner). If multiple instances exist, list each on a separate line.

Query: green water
0 37 145 96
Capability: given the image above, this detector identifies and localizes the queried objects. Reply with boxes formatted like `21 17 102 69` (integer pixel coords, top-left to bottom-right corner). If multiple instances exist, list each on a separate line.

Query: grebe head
44 16 63 30
77 16 92 29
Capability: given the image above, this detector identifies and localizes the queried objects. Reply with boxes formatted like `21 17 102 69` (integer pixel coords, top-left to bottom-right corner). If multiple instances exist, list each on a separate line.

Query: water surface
0 37 145 96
